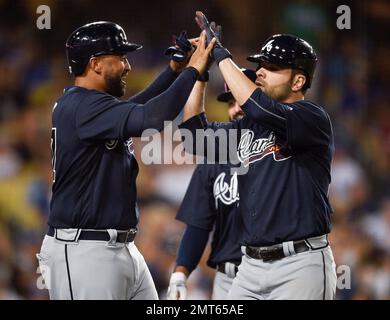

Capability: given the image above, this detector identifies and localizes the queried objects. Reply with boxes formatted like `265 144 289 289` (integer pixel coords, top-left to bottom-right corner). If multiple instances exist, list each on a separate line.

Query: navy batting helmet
66 21 142 76
247 34 317 88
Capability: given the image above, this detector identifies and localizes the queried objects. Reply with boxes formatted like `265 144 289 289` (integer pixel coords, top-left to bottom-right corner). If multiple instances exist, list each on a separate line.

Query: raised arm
183 81 207 122
126 31 216 136
129 31 198 104
128 65 180 104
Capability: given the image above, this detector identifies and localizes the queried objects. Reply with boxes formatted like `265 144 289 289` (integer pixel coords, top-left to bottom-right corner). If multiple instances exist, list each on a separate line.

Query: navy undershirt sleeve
124 67 199 136
176 225 210 275
128 66 179 104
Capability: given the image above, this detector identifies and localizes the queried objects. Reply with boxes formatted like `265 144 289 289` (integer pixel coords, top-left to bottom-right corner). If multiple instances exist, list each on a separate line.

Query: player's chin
120 80 127 94
105 74 126 97
108 86 125 97
232 114 244 121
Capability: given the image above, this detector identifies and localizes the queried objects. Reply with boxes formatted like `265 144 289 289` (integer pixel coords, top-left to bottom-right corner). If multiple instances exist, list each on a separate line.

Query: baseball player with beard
167 69 257 300
178 12 337 300
36 21 214 300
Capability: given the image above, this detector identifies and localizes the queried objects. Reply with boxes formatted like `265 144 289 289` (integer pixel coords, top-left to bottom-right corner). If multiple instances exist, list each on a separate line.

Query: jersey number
51 128 56 183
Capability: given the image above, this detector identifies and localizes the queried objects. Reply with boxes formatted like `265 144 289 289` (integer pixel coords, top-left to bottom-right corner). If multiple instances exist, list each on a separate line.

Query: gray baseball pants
227 235 337 300
36 229 158 300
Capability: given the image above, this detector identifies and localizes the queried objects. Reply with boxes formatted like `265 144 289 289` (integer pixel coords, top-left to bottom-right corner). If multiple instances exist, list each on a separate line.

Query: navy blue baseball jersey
49 86 139 229
49 66 198 230
176 163 243 268
180 88 334 246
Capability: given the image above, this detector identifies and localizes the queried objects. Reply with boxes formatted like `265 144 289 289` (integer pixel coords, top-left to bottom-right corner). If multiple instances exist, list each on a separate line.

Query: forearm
183 81 207 122
128 65 179 104
218 58 257 106
125 67 199 136
175 225 209 275
173 266 190 277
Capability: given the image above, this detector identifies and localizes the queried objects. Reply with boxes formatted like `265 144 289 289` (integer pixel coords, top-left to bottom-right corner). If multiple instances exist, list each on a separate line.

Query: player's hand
166 31 198 73
187 30 216 76
167 272 187 300
197 21 221 82
195 11 232 65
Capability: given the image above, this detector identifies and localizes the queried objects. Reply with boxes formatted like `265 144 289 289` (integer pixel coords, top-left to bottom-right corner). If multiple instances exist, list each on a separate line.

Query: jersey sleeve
75 91 141 142
175 225 210 274
241 88 332 149
76 67 199 142
241 88 288 139
128 66 179 104
176 164 216 231
284 100 332 148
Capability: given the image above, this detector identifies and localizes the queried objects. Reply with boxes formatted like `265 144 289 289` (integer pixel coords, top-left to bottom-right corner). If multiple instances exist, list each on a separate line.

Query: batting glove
165 30 192 63
167 272 187 300
195 11 232 65
196 21 222 82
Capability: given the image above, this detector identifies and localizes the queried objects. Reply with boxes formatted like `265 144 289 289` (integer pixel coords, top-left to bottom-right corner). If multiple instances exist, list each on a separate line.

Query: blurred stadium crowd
0 0 389 299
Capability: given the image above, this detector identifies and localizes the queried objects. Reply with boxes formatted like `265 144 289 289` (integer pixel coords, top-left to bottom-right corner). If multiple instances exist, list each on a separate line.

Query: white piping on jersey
248 97 287 122
302 100 320 111
305 101 332 125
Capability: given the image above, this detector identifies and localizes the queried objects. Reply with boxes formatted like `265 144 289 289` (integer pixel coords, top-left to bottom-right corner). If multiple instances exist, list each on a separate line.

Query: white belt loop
54 228 81 244
282 241 296 257
305 234 329 249
225 262 237 279
106 229 118 247
287 241 296 255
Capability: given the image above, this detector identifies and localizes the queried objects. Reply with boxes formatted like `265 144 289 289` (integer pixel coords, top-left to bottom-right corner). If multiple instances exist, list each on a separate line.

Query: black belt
246 240 310 262
216 262 239 276
48 226 137 243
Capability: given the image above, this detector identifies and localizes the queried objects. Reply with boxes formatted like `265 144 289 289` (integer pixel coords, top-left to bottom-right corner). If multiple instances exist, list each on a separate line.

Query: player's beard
260 77 293 102
230 112 244 121
105 72 126 97
261 81 291 102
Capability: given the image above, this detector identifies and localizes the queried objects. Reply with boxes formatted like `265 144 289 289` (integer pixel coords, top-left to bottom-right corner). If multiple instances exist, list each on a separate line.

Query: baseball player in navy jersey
178 12 337 300
167 69 257 300
36 21 215 300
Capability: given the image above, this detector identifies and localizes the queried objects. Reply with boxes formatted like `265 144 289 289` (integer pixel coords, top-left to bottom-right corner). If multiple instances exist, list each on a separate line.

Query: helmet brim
124 43 143 52
217 91 233 103
246 54 261 63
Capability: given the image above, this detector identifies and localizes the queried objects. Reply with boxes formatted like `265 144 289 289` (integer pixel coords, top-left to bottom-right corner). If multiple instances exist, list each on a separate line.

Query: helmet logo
118 30 128 43
263 40 274 52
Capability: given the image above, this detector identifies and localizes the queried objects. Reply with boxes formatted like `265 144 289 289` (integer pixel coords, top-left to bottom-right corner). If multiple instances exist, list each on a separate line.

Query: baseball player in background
167 69 257 300
179 12 337 300
36 21 215 300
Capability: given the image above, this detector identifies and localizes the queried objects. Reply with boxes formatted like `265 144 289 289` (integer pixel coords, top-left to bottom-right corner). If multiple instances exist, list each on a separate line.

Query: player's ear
89 56 103 74
291 73 306 92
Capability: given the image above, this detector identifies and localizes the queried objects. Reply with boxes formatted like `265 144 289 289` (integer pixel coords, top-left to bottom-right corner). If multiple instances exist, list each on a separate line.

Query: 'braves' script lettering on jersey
104 138 134 156
213 172 239 209
124 138 134 156
105 139 118 150
237 130 291 166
